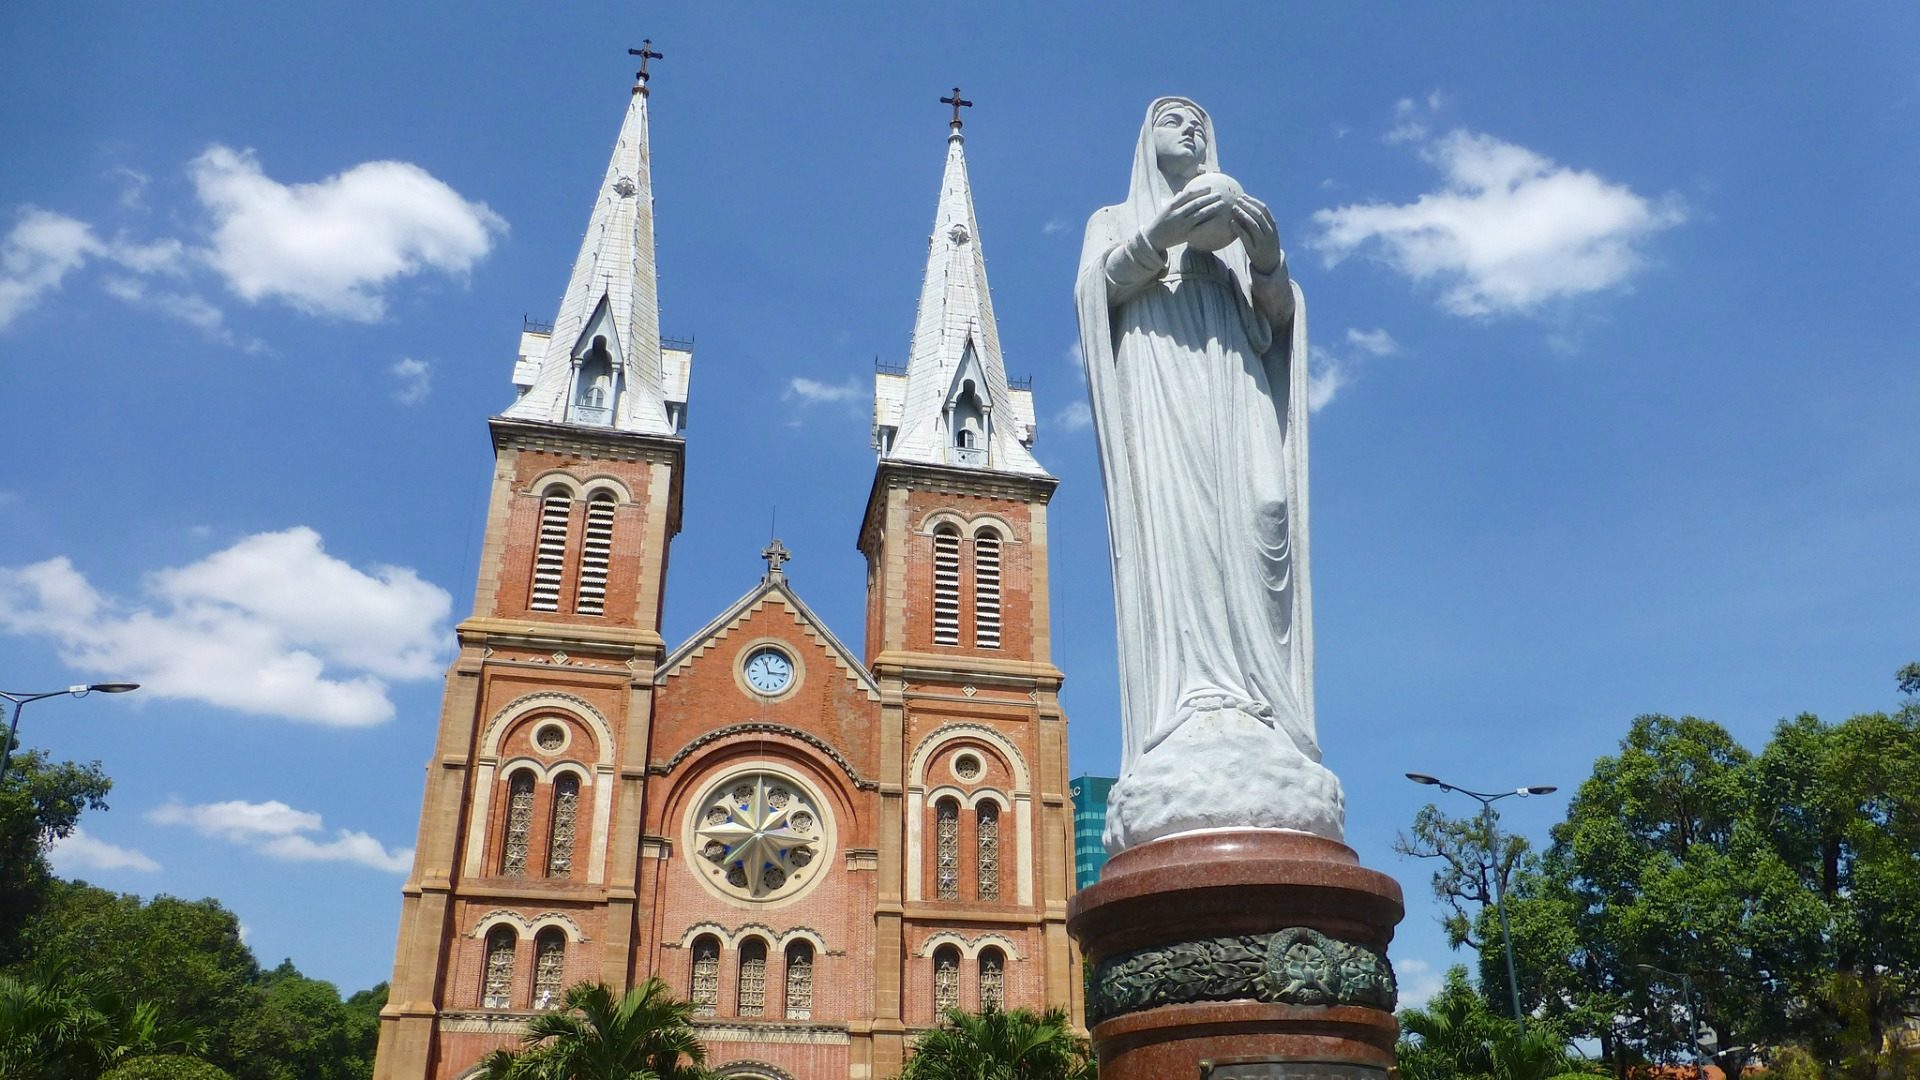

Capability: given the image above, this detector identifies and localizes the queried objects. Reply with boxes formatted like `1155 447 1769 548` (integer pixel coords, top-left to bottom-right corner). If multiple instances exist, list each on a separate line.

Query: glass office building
1068 774 1117 891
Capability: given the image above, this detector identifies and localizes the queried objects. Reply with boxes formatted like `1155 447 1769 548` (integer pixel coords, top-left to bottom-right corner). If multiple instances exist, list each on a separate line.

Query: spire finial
940 87 973 134
629 41 663 95
761 538 792 578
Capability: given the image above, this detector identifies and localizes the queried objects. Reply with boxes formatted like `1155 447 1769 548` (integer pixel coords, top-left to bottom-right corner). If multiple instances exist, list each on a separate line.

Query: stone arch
481 692 614 766
916 930 1024 961
527 912 587 942
470 909 533 938
674 921 737 949
967 787 1011 811
713 1063 797 1080
909 723 1030 792
576 473 633 503
913 508 1023 544
525 470 585 499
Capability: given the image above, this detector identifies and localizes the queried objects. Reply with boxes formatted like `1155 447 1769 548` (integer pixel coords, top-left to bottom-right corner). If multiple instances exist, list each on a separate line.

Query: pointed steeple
505 60 690 436
873 96 1044 476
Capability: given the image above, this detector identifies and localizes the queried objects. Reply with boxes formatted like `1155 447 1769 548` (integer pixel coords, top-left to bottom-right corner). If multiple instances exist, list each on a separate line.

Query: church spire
504 55 690 436
872 92 1044 476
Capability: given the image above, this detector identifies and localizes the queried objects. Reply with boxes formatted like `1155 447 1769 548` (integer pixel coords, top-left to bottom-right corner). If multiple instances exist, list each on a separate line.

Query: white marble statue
1076 97 1345 852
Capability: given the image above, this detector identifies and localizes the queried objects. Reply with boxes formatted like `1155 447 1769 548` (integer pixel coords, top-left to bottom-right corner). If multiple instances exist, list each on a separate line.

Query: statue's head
1149 98 1210 182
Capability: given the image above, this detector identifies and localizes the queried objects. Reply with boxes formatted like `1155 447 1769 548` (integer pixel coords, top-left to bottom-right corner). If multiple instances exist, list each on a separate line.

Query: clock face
744 648 794 695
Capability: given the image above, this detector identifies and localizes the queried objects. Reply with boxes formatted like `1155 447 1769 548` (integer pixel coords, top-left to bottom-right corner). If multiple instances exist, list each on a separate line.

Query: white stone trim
916 931 1023 961
526 471 585 499
913 508 1023 543
480 692 615 767
576 474 634 503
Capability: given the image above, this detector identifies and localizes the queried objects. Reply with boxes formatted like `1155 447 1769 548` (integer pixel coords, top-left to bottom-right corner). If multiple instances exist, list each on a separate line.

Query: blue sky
3 5 1916 1004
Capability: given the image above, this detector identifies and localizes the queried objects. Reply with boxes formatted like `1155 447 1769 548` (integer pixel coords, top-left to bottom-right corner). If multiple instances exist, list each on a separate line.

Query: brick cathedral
372 69 1080 1080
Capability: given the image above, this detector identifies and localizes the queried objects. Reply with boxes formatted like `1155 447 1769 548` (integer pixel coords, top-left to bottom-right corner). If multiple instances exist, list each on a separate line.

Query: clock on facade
743 647 795 695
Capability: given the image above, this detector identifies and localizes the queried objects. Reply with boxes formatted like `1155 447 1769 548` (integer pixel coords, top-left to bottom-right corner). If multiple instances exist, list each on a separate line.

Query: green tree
0 962 207 1079
0 746 111 963
1395 804 1534 953
897 1006 1093 1080
477 979 709 1080
100 1058 236 1080
1396 968 1590 1080
224 960 380 1080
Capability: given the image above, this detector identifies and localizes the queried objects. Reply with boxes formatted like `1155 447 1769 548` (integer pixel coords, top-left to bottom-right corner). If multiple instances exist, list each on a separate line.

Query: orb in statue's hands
1182 171 1244 253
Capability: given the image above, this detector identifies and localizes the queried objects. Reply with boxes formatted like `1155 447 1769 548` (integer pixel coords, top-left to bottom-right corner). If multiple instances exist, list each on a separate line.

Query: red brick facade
374 428 1079 1080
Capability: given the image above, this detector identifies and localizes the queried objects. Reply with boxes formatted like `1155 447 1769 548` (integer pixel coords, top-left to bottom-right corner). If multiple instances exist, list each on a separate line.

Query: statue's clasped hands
1144 185 1284 275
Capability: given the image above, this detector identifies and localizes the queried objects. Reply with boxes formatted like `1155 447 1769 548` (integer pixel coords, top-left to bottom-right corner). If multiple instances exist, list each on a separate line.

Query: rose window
691 772 827 902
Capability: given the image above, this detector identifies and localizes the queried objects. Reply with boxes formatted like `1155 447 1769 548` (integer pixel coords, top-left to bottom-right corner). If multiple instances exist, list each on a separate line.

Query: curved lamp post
0 683 140 788
1637 962 1707 1080
1406 772 1556 1032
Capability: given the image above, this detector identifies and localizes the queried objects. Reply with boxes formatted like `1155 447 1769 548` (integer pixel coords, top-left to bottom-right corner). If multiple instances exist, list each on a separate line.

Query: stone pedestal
1067 830 1404 1080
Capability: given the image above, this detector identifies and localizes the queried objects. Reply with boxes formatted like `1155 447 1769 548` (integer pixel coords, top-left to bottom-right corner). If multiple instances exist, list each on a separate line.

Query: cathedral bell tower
858 95 1081 1075
375 58 693 1079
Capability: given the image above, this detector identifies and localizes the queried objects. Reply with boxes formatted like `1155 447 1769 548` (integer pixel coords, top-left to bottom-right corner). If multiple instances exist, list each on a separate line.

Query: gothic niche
690 772 828 903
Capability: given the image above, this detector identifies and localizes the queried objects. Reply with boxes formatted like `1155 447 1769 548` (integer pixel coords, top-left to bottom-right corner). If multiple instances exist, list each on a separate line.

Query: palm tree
899 1007 1094 1080
476 978 710 1080
0 965 207 1079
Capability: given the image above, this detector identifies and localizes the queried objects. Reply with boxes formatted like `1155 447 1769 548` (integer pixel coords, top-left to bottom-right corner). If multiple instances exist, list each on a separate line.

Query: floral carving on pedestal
1086 926 1395 1023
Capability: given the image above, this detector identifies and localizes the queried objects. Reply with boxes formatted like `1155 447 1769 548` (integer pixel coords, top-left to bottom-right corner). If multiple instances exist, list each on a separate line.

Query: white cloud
1346 327 1400 357
783 376 861 404
1384 98 1431 145
1307 348 1349 412
1313 129 1685 317
48 828 161 874
0 209 104 328
0 527 452 726
190 145 506 321
391 357 432 404
149 798 412 873
1396 957 1446 1009
1041 218 1068 236
110 167 151 211
1054 399 1093 433
1065 341 1086 384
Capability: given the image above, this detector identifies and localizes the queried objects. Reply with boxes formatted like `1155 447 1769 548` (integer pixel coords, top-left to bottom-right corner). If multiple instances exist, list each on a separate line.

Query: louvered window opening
501 772 535 877
533 932 566 1009
785 944 814 1019
482 927 516 1009
546 774 579 876
932 528 961 645
933 948 961 1014
977 802 1000 902
935 800 961 901
530 494 570 611
738 941 768 1016
980 951 1005 1011
974 531 1002 648
691 939 720 1016
575 498 615 615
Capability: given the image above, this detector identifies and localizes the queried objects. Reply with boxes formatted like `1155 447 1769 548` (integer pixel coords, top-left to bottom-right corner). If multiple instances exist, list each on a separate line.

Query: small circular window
535 724 567 753
954 753 983 781
688 770 831 904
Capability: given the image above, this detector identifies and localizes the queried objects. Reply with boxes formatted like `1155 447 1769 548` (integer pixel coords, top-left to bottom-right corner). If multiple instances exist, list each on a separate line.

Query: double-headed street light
1406 772 1557 1033
0 684 140 788
1637 962 1708 1080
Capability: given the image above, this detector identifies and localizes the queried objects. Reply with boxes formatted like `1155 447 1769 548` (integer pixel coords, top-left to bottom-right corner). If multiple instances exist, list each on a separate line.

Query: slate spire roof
872 117 1044 476
504 72 690 435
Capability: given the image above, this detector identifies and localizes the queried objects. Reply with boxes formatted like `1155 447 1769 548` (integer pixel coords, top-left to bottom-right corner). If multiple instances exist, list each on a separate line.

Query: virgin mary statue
1076 97 1344 851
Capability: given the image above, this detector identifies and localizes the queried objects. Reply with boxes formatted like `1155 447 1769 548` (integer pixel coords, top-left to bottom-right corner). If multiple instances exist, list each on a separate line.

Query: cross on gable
940 87 974 130
762 538 792 576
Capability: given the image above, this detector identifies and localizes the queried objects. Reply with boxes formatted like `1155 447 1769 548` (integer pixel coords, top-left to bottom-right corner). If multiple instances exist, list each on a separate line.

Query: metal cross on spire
762 538 792 577
940 87 974 131
629 41 663 93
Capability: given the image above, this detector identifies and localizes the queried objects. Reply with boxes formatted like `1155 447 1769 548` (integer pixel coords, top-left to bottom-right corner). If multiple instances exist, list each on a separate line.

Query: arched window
784 941 814 1020
932 945 962 1014
951 377 986 462
500 770 536 877
532 928 566 1009
974 528 1002 648
529 488 572 611
979 948 1005 1011
575 335 614 419
574 493 616 616
482 925 516 1009
737 938 768 1017
976 801 1000 902
934 798 961 901
546 773 580 876
690 936 720 1016
932 525 961 646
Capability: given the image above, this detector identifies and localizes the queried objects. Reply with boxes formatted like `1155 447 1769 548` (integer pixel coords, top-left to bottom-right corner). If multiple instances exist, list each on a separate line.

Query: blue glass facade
1068 774 1116 891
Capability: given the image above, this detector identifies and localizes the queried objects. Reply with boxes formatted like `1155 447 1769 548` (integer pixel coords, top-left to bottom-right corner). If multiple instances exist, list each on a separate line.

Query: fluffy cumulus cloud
783 376 861 404
48 828 161 874
190 146 506 320
1053 399 1093 433
1307 348 1350 412
1312 129 1684 317
149 798 412 873
0 527 451 726
0 209 104 328
1395 957 1446 1009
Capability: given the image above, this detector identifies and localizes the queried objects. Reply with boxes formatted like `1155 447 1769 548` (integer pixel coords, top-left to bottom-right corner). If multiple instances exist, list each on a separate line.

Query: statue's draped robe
1077 99 1335 849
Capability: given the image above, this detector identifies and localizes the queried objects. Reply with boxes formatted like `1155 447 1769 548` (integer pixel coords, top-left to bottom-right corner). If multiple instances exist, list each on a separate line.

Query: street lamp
1637 962 1707 1080
1405 772 1557 1033
0 683 140 788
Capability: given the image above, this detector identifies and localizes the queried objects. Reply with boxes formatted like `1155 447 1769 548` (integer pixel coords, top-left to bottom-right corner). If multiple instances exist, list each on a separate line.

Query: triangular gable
571 292 626 364
659 577 880 701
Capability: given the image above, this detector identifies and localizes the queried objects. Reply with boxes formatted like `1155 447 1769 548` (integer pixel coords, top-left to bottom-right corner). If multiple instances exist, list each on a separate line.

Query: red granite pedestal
1067 830 1404 1080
